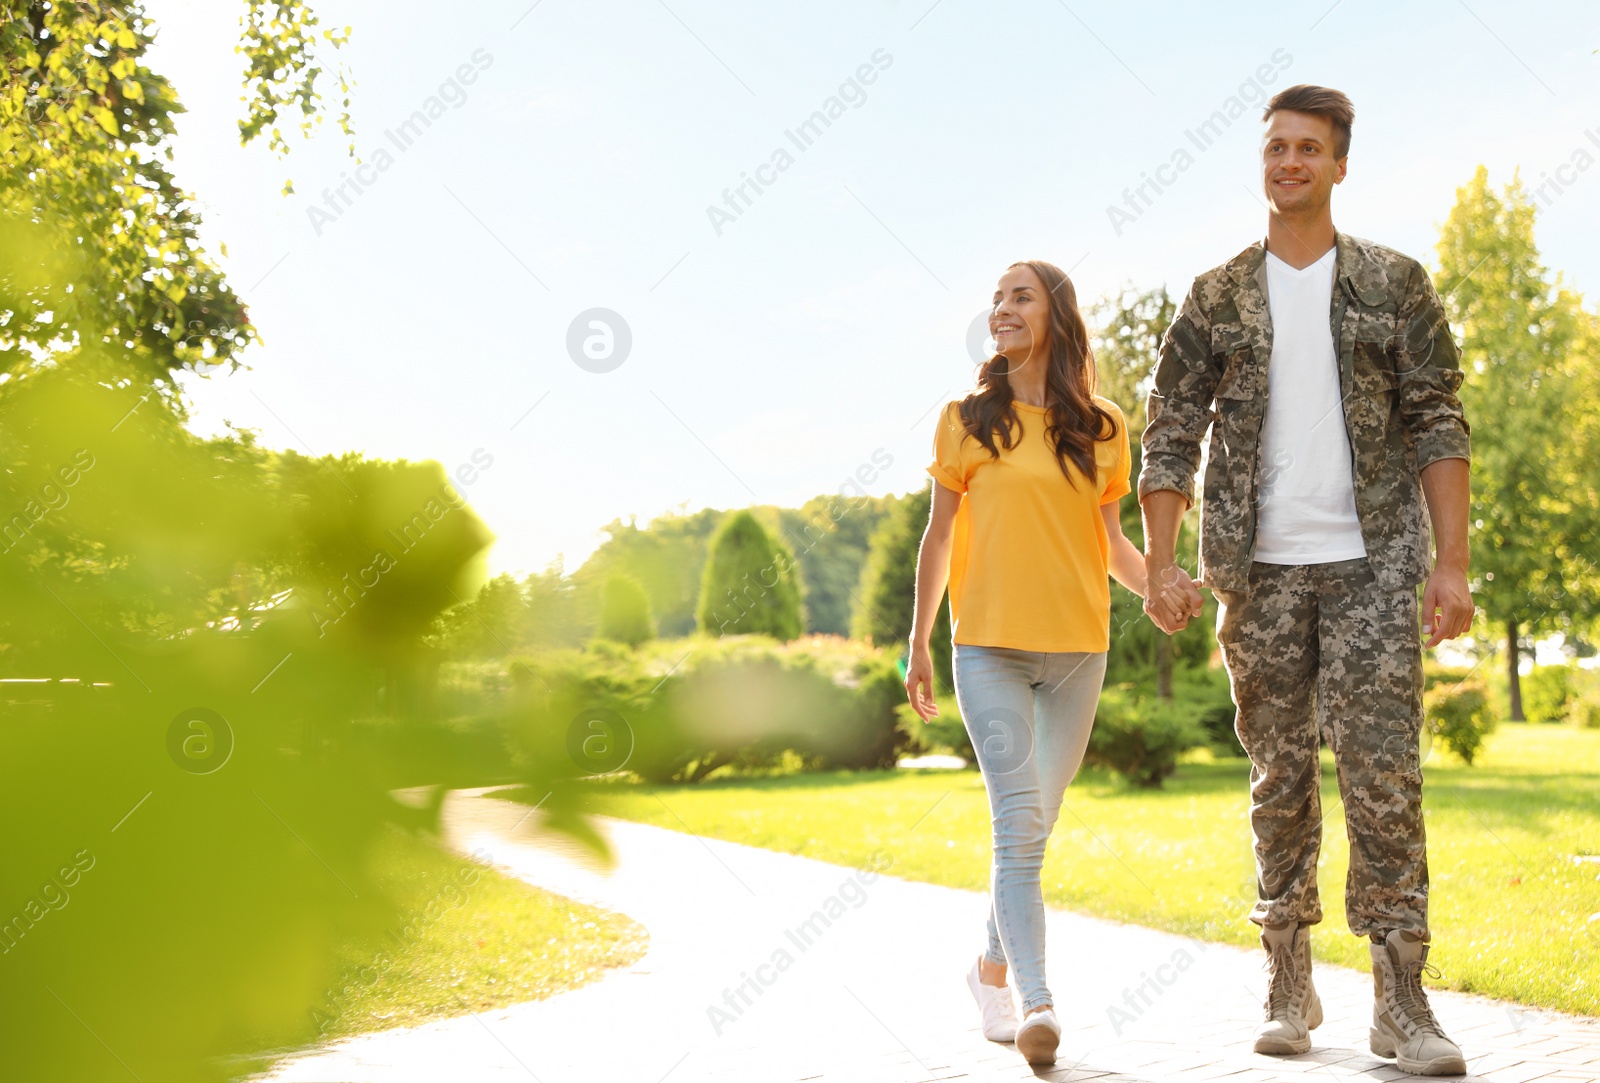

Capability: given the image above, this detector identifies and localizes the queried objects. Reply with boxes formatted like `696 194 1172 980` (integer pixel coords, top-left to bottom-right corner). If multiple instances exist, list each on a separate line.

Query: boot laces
1392 958 1445 1038
1264 942 1300 1018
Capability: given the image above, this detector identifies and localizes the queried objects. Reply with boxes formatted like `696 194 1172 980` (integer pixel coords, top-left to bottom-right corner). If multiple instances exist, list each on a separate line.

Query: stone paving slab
263 789 1599 1083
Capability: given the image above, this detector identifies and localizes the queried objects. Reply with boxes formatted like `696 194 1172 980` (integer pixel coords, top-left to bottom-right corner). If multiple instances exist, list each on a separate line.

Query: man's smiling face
1261 109 1346 217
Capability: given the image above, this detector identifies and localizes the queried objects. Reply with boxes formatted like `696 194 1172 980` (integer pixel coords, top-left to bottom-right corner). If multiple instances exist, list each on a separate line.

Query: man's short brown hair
1262 84 1354 158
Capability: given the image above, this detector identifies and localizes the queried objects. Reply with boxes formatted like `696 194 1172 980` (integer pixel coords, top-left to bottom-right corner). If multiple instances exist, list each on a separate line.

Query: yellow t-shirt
926 396 1131 653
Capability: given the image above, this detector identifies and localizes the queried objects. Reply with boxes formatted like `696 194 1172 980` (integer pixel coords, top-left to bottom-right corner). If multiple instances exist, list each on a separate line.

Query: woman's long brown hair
958 259 1116 487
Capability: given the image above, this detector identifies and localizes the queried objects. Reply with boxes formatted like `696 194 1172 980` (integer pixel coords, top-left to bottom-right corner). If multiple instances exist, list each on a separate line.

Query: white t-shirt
1252 247 1368 565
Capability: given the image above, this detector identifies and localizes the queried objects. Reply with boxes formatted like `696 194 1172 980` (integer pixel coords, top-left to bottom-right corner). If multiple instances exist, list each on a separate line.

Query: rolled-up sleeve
1139 284 1220 507
926 402 969 494
1396 263 1471 469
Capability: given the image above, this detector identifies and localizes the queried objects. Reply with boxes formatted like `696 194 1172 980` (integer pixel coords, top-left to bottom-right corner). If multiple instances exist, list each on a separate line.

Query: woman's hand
904 644 940 721
1143 559 1205 633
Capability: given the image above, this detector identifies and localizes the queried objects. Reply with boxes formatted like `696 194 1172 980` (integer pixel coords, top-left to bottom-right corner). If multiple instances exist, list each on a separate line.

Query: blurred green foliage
1521 663 1576 724
481 636 909 785
1573 681 1600 729
0 320 588 1078
0 8 514 1072
0 193 597 1081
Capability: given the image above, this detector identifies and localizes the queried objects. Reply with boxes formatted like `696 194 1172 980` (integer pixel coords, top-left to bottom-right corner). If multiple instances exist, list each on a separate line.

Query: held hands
1143 557 1205 635
904 644 940 721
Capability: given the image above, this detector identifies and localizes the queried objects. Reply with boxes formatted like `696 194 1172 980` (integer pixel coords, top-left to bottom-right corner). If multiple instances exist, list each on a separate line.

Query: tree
853 485 953 692
696 510 803 640
0 0 351 387
574 508 722 637
596 573 655 647
522 560 584 648
0 10 620 1077
1435 167 1600 719
432 572 531 657
1091 285 1171 430
776 492 896 635
578 495 893 640
0 344 513 1082
1559 302 1600 654
1090 286 1215 697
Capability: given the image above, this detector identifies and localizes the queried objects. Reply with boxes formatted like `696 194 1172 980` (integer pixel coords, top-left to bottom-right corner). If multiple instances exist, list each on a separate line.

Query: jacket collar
1222 230 1385 402
1223 231 1389 306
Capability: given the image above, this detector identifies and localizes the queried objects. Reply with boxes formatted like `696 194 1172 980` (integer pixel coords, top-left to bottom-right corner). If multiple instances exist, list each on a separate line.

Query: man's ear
1334 157 1348 185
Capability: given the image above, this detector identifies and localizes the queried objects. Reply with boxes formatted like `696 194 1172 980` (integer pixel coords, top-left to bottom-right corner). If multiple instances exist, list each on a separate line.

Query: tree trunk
1507 618 1524 722
1155 633 1173 700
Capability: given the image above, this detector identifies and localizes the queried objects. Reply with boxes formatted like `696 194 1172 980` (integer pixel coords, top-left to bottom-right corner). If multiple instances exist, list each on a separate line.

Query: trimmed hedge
1424 680 1496 765
1179 665 1243 758
495 635 909 784
1086 683 1210 788
1574 684 1600 729
896 666 1231 787
895 693 976 764
596 573 655 646
696 512 803 640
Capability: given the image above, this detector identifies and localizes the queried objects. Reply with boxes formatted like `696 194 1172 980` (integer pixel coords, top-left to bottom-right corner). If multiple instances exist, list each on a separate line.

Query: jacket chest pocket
1206 325 1262 472
1351 312 1400 402
1350 306 1401 372
1351 361 1400 441
1210 325 1260 404
1348 303 1401 424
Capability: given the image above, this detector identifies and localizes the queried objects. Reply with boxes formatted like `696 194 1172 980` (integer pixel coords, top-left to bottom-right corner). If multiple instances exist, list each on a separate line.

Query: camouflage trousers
1213 557 1428 940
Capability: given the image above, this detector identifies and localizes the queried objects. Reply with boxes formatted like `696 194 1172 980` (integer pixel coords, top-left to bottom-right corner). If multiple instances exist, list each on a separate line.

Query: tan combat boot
1253 922 1323 1055
1370 930 1467 1076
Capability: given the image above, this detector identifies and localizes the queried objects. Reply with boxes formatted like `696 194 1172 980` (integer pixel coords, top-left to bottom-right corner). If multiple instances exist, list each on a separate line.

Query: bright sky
145 0 1600 578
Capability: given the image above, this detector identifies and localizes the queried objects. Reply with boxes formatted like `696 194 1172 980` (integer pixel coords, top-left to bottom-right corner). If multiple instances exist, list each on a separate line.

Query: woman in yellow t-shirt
905 259 1157 1067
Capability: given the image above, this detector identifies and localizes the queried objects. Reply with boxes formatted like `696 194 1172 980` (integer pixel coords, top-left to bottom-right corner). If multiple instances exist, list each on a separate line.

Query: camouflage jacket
1139 232 1471 594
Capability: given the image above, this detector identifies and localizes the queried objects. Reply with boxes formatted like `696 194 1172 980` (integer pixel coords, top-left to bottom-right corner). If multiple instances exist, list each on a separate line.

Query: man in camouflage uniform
1138 86 1474 1076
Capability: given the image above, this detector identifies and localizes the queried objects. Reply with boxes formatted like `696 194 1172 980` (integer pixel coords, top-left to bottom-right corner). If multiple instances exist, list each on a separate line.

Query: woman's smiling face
990 264 1051 370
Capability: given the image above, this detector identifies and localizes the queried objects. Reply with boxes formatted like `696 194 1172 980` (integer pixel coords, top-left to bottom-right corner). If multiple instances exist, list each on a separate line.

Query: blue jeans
953 643 1108 1014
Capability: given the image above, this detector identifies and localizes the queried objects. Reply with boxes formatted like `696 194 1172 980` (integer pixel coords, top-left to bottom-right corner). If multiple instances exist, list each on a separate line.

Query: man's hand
1418 458 1473 649
903 644 940 721
1143 558 1205 634
1420 563 1473 649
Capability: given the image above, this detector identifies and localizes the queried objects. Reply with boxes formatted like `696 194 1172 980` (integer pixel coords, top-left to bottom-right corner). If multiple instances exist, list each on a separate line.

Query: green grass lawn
313 828 648 1040
536 722 1598 1016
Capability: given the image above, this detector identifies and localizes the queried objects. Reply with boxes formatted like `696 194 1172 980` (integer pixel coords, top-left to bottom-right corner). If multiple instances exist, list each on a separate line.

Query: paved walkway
264 789 1599 1082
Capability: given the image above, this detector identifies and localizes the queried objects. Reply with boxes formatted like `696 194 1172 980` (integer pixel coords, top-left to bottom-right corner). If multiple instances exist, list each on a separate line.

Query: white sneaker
1015 1007 1061 1065
965 957 1018 1042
